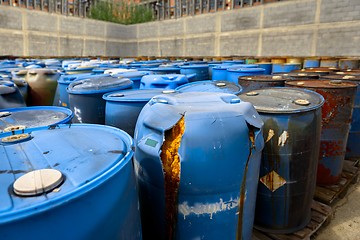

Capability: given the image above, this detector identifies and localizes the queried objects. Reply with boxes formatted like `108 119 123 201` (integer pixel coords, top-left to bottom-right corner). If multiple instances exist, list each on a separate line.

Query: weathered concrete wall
1 0 360 57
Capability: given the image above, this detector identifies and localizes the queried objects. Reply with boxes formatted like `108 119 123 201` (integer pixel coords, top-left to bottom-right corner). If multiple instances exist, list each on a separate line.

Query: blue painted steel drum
67 76 133 124
304 59 320 68
227 68 266 83
176 80 242 95
240 88 324 233
257 63 273 75
0 81 26 109
0 124 141 240
272 63 301 74
180 65 209 82
25 69 60 106
57 73 109 108
149 67 181 74
321 75 360 160
286 80 357 185
338 59 359 70
238 75 286 93
114 71 152 89
103 89 170 137
134 92 264 240
0 106 73 135
140 74 188 89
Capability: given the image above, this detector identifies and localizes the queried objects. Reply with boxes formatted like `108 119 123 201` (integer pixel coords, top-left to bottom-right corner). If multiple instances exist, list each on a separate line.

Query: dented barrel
239 88 324 233
0 124 141 240
238 75 286 93
67 76 133 124
134 92 264 240
286 80 357 185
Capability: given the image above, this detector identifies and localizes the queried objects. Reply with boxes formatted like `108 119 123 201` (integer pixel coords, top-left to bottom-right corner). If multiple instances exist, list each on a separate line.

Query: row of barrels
0 57 359 239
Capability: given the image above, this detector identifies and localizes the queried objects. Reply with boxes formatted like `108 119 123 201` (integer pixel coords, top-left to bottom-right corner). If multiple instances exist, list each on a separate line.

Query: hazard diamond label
260 170 286 192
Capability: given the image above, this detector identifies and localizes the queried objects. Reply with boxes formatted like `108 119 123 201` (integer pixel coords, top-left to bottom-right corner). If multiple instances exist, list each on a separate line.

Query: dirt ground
314 179 360 239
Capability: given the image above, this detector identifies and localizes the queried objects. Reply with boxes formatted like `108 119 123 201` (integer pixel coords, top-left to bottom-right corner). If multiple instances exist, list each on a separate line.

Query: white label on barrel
260 170 286 192
178 197 240 220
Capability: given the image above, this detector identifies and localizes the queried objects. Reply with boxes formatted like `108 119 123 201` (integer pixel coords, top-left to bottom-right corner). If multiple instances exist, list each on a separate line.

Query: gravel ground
314 179 360 239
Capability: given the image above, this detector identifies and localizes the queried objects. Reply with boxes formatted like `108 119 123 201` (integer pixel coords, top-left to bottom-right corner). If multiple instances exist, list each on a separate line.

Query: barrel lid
103 89 171 102
114 71 151 79
0 106 73 133
334 70 360 76
176 80 242 94
239 87 324 113
141 74 188 82
150 67 181 72
227 64 259 69
321 74 360 81
0 124 133 220
227 67 265 73
67 76 133 94
274 72 319 79
239 75 285 82
285 80 358 89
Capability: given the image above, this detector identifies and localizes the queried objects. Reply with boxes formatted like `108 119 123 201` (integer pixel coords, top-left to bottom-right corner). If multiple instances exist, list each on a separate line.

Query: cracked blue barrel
180 65 209 82
286 80 357 185
103 88 171 137
176 80 242 95
134 92 264 240
140 74 188 89
227 67 265 84
0 124 141 240
0 81 26 109
321 75 360 160
67 76 133 124
240 88 324 233
0 106 73 136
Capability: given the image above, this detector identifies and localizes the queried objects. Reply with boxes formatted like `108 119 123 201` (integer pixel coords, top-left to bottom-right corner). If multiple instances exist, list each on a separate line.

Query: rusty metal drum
286 80 357 185
273 72 319 81
293 67 338 76
321 75 360 160
239 87 324 233
238 75 286 93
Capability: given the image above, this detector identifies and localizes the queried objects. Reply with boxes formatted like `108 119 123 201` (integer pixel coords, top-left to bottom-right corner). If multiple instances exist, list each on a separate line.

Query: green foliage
89 1 154 25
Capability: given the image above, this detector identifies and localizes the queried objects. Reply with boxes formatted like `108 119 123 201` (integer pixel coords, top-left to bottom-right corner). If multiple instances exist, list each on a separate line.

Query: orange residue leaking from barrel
237 128 255 240
160 116 185 240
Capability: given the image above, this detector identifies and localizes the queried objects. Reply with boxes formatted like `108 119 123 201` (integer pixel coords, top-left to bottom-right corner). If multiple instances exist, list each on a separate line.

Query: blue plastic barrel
257 63 273 75
212 64 232 80
226 68 266 83
114 71 152 89
149 67 181 74
240 88 324 233
0 81 26 109
176 80 242 95
104 89 171 137
223 60 245 65
180 65 209 81
140 74 188 89
0 124 141 240
272 63 301 73
134 91 264 240
57 73 109 108
303 59 320 68
67 76 133 124
0 106 73 135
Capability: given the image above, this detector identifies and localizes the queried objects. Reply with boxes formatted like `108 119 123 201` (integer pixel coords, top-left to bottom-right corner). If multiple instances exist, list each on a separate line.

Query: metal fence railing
0 0 89 17
0 0 281 20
